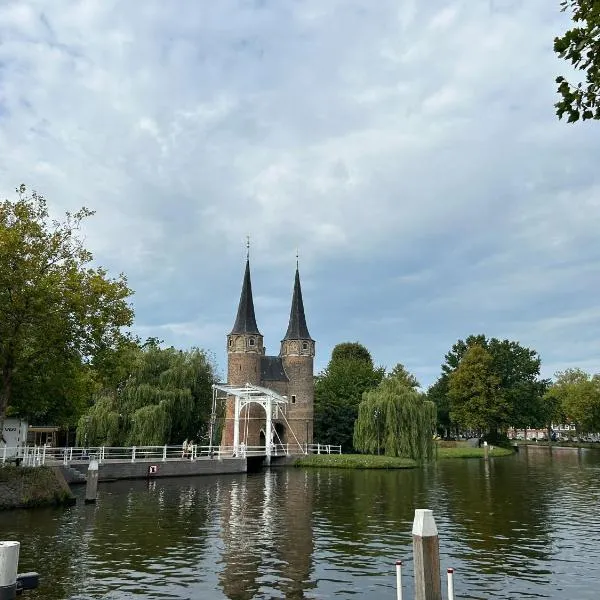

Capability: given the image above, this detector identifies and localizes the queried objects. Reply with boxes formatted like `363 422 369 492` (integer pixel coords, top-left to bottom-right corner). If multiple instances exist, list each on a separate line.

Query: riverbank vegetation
76 342 218 446
353 375 436 461
514 439 600 450
295 454 417 469
0 185 219 447
436 446 513 459
315 338 600 455
296 445 513 469
0 185 134 439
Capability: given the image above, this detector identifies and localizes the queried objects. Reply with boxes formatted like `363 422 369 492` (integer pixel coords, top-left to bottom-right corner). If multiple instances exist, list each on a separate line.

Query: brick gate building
220 256 315 451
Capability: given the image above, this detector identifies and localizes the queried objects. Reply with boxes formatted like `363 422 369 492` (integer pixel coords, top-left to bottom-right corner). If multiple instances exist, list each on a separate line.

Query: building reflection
218 469 315 599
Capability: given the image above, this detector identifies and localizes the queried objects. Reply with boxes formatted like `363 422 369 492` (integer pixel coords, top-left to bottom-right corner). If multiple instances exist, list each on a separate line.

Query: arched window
302 341 309 351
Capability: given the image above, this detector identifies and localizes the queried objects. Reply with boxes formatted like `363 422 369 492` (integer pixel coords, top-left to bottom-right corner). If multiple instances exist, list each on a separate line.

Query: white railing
1 441 342 467
0 445 47 467
307 443 342 455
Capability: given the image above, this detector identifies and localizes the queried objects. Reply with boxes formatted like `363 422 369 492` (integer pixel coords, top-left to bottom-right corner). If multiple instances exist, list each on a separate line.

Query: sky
1 0 599 387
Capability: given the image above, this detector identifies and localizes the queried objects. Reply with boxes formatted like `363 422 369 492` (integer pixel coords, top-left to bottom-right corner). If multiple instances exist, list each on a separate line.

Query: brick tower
222 257 264 447
280 265 315 447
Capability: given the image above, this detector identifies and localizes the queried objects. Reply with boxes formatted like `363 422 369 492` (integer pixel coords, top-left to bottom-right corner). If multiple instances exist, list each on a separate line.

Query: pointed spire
230 258 261 335
283 265 312 340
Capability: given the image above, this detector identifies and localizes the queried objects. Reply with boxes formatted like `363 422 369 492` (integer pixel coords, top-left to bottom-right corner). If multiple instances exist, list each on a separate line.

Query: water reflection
0 449 599 599
218 470 315 600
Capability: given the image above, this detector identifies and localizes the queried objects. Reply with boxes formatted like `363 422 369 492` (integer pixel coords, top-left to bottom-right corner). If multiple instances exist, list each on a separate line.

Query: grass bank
0 465 75 510
295 446 514 469
514 440 600 450
295 454 418 469
437 446 513 459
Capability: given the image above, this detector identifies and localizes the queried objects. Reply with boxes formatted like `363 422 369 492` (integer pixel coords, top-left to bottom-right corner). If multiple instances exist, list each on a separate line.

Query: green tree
486 338 543 430
331 342 374 365
541 382 567 440
386 363 420 389
353 377 436 461
442 334 487 376
545 369 600 434
440 334 543 434
427 376 452 437
9 353 96 427
448 345 510 438
314 342 384 452
554 0 600 122
89 333 148 399
0 185 133 439
77 345 217 446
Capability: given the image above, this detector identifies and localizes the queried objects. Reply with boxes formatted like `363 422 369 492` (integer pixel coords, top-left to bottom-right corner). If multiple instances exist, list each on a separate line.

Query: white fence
1 442 342 467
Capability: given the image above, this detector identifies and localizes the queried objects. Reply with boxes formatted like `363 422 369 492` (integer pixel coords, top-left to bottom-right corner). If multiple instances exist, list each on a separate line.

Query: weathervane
296 248 299 269
246 235 250 259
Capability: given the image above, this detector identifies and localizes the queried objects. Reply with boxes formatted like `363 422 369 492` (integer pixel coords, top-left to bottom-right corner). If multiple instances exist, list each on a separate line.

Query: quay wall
67 458 247 482
0 466 75 510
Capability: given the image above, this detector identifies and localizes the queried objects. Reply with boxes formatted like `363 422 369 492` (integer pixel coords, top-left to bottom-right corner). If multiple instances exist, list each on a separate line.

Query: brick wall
281 354 314 447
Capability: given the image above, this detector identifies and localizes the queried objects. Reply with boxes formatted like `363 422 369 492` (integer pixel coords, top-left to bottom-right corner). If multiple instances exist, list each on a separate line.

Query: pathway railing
1 441 342 467
307 443 342 455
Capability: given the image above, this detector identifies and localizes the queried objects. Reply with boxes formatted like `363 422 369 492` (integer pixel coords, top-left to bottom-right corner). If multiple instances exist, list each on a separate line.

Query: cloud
0 0 599 386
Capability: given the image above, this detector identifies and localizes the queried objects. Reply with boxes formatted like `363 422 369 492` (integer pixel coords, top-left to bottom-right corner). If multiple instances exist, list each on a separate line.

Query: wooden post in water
0 541 19 600
85 459 99 504
412 509 441 600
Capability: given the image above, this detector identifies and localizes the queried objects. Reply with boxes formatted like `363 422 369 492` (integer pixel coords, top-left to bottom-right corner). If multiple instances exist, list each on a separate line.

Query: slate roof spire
230 255 261 335
283 265 312 340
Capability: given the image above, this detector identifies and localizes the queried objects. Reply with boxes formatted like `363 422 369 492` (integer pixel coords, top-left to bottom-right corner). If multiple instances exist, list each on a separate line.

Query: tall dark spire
283 267 312 340
230 258 261 335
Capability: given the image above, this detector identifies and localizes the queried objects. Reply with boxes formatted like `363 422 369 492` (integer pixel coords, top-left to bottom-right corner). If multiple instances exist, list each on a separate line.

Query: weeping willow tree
76 345 217 446
353 377 437 461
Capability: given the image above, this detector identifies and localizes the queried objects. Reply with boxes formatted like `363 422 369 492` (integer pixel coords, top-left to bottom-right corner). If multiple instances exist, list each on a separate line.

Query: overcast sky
1 0 598 387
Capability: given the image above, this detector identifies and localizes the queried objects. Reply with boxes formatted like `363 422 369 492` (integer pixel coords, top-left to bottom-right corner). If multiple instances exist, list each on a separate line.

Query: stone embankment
60 457 248 483
0 465 75 510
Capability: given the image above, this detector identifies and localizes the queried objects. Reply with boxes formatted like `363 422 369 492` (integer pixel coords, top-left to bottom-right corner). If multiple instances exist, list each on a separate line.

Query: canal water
1 446 599 599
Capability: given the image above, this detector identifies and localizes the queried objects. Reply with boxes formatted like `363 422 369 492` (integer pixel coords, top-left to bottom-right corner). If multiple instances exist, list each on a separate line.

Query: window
291 395 296 404
249 338 255 346
302 341 309 351
228 339 233 347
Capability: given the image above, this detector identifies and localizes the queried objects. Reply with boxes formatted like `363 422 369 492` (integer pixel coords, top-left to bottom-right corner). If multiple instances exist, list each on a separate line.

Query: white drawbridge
210 383 306 461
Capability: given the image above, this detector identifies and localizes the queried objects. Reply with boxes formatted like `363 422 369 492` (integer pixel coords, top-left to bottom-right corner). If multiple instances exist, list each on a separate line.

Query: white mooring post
0 541 20 600
395 560 403 600
85 459 99 504
447 568 455 600
412 509 442 600
483 441 489 461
